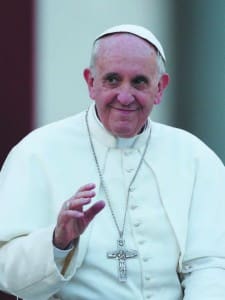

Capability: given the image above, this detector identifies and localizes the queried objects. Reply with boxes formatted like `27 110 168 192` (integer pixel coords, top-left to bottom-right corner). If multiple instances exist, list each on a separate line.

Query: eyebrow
103 72 121 80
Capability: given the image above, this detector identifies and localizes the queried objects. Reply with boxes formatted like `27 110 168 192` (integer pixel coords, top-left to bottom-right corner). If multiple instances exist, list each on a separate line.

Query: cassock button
134 221 141 227
143 257 149 262
139 240 145 245
129 186 136 192
131 204 138 210
124 150 132 156
184 264 192 270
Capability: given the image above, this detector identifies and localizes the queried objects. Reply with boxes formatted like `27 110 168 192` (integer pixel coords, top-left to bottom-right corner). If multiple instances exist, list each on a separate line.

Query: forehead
96 33 157 58
94 33 158 75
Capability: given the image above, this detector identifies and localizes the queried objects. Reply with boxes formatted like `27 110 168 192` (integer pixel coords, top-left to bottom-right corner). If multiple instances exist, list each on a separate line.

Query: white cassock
0 103 225 300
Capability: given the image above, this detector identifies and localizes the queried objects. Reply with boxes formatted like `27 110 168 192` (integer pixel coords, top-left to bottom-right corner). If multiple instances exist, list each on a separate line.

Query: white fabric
54 105 182 300
0 103 225 299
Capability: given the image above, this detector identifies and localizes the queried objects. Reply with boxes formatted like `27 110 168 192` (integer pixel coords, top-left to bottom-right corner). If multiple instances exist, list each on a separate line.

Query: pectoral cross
107 239 138 282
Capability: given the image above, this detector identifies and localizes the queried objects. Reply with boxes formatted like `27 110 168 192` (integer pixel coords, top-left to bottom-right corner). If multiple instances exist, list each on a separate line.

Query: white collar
87 103 151 149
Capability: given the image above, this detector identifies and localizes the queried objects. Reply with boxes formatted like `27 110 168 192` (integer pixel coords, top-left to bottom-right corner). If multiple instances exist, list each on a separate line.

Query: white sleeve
53 243 75 272
0 145 77 299
181 147 225 299
182 266 225 299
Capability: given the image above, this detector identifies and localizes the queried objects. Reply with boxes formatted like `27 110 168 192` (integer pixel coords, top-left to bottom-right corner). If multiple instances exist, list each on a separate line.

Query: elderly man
0 24 225 300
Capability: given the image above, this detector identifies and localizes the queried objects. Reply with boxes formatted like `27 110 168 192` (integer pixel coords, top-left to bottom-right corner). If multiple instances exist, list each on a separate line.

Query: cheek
139 94 155 110
95 101 111 122
97 91 116 108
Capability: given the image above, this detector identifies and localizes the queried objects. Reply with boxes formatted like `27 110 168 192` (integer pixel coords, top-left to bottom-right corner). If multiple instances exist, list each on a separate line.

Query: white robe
0 104 225 299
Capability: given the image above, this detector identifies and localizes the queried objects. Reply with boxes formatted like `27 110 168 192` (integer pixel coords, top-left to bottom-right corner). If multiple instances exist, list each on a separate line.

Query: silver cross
107 239 138 282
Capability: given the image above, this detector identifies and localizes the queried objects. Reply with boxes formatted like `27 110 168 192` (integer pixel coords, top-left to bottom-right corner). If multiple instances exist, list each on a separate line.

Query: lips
110 106 139 112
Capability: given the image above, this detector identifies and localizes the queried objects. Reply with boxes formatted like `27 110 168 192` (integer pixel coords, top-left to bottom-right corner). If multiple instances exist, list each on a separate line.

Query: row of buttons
131 217 153 299
123 149 139 175
128 183 153 298
145 273 153 299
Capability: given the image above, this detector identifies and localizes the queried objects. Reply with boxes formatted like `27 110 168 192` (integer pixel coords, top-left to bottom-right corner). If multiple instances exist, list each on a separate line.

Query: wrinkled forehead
94 24 166 62
95 33 158 61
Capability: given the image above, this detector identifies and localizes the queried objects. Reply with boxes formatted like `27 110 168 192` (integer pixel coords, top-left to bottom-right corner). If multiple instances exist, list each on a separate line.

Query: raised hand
53 183 105 249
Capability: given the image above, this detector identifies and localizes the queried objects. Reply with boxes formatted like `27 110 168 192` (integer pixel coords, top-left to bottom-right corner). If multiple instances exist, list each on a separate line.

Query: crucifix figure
107 239 138 282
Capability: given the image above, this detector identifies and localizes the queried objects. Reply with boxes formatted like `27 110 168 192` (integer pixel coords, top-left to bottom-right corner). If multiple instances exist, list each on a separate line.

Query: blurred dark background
0 2 33 299
0 0 34 169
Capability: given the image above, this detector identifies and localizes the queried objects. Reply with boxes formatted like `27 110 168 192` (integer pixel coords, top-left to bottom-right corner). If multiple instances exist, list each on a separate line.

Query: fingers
61 182 103 217
84 200 105 222
54 185 105 249
63 200 105 220
77 183 96 192
65 197 91 211
71 183 96 202
60 182 104 221
71 190 95 205
63 183 96 211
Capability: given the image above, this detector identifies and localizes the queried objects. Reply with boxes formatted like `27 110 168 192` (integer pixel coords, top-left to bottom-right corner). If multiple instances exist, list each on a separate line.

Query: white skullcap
95 24 166 62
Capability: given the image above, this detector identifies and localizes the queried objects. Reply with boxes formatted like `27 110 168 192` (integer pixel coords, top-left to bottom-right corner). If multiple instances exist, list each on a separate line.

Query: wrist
53 229 77 250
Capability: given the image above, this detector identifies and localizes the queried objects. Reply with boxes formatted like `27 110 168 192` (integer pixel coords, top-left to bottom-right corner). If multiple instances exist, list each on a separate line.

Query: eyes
132 76 149 87
104 73 120 86
103 73 149 90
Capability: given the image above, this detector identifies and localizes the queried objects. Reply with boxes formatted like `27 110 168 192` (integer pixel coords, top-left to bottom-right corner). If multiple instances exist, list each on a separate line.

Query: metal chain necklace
85 107 151 282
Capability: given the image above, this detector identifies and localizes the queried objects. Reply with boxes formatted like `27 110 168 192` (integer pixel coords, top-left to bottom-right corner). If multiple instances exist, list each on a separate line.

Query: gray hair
89 37 166 77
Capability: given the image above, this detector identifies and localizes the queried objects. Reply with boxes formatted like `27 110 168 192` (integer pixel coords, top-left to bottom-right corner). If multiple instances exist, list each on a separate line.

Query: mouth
110 106 139 112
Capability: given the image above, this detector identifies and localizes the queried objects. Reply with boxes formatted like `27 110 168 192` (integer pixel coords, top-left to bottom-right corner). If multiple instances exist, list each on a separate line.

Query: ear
154 73 170 105
83 68 95 99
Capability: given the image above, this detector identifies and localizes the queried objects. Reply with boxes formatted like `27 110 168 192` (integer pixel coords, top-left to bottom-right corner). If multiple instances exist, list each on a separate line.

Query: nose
117 90 135 105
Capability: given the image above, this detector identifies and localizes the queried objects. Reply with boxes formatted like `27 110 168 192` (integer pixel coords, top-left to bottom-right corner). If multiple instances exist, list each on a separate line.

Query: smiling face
84 33 169 138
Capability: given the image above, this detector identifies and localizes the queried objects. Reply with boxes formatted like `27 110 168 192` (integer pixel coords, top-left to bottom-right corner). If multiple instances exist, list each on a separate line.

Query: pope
0 24 225 300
